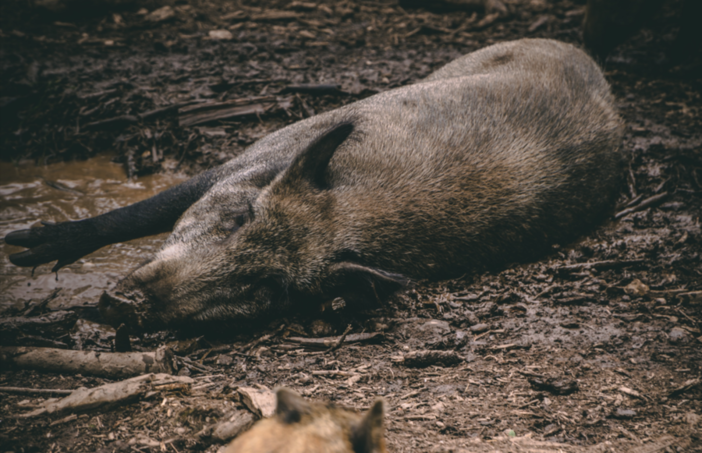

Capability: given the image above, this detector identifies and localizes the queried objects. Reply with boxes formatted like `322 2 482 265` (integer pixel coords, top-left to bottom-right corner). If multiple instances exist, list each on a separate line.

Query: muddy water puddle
0 156 188 314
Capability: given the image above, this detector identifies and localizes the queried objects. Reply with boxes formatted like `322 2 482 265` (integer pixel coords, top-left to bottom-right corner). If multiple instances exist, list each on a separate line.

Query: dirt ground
1 0 701 452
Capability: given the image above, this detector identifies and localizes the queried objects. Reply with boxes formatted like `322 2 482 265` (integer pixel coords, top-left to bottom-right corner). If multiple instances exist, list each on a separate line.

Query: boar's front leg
5 167 223 272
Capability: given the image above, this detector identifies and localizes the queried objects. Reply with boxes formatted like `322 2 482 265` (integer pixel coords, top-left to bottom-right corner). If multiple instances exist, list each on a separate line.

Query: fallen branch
178 96 293 127
0 386 73 396
615 192 669 219
310 370 359 377
555 259 644 273
21 373 193 418
0 346 174 379
240 323 287 353
327 324 352 353
137 100 202 121
176 356 214 374
279 84 345 96
286 332 384 350
84 115 138 131
399 0 507 15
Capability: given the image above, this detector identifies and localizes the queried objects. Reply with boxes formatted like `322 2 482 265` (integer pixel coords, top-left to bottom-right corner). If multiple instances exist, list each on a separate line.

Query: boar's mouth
98 280 288 333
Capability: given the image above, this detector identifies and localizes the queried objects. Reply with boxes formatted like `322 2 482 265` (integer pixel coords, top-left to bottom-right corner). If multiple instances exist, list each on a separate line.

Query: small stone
309 319 334 337
684 412 700 427
470 323 489 333
418 319 451 335
431 402 445 413
209 30 233 40
624 279 649 297
146 6 175 22
216 354 233 365
613 408 637 419
669 327 689 343
569 354 584 364
297 373 313 385
464 310 480 326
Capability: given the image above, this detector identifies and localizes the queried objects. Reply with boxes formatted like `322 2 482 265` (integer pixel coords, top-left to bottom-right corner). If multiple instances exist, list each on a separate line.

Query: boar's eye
234 214 246 227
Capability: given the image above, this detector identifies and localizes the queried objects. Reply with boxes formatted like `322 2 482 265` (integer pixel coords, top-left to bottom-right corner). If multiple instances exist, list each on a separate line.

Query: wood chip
237 386 276 418
401 350 463 368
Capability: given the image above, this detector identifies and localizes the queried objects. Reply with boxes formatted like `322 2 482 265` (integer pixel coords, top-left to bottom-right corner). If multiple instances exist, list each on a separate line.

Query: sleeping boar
223 388 385 453
5 38 623 331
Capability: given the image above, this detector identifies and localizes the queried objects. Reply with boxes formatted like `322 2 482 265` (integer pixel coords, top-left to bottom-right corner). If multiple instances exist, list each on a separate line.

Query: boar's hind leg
5 167 222 272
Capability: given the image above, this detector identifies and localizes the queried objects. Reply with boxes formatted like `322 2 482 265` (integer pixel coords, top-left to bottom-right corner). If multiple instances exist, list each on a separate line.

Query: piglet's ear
325 262 409 308
281 122 354 190
275 387 312 424
351 399 386 453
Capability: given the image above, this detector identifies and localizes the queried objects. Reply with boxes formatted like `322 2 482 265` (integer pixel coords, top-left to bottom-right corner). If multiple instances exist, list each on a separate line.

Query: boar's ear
351 399 386 453
275 387 312 424
325 262 409 307
282 122 354 189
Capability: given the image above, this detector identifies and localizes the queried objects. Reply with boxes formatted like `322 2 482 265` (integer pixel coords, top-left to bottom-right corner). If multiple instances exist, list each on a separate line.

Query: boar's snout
99 286 151 331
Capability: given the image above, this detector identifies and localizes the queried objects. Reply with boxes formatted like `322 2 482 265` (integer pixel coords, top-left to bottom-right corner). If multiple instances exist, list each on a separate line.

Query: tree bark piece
0 346 174 379
21 373 193 417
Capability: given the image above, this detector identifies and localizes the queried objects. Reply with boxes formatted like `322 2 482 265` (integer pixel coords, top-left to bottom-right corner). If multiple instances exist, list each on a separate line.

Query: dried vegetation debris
1 0 702 451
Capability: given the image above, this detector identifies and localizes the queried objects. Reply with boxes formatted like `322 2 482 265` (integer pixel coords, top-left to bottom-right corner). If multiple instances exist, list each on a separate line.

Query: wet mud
1 155 187 315
0 0 701 452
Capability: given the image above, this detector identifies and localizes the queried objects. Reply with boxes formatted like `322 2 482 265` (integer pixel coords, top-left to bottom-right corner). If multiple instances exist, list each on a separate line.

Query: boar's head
99 122 408 331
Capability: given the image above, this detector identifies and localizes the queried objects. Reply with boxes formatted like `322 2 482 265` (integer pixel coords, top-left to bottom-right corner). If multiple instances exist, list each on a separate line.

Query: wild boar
223 388 385 453
5 38 623 331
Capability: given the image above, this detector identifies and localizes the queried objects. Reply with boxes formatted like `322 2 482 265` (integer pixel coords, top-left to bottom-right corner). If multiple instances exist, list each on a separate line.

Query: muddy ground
0 0 701 452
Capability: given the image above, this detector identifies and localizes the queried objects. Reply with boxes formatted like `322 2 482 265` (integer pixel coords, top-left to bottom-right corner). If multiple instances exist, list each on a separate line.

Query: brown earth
0 0 700 452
